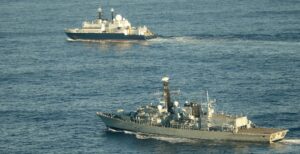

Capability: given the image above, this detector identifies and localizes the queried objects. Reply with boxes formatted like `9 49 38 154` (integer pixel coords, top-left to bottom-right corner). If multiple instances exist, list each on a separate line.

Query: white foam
146 135 197 144
279 139 300 145
134 133 196 144
149 36 200 45
66 38 75 41
173 36 200 44
148 37 171 43
123 130 136 135
135 133 150 139
107 128 122 133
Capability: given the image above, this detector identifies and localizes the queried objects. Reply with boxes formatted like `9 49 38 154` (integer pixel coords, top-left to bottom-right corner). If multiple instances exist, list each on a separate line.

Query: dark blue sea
1 0 300 153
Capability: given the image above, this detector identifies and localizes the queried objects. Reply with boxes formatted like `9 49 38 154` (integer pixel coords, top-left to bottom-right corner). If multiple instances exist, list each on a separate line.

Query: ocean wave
288 127 300 132
190 33 300 42
153 33 300 44
245 10 300 17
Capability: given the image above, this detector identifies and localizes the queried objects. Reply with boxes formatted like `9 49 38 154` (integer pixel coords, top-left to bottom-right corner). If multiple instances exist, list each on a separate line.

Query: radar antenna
111 8 115 21
97 6 102 19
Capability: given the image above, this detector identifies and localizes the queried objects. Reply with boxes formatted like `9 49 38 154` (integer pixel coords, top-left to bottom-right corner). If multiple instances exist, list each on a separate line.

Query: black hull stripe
65 32 156 40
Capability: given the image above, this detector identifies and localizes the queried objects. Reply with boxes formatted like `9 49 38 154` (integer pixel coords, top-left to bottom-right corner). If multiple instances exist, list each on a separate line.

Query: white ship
65 5 156 41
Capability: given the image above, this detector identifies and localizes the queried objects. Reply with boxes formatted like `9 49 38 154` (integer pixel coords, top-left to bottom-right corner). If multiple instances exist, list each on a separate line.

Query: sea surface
1 0 300 153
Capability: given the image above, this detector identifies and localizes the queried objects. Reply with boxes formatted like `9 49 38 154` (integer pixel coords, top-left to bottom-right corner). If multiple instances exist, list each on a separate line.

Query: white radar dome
174 101 179 107
162 76 169 82
156 118 162 123
157 105 163 110
115 14 122 21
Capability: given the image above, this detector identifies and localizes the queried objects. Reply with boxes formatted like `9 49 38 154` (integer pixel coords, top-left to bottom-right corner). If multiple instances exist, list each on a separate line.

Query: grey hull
97 112 288 143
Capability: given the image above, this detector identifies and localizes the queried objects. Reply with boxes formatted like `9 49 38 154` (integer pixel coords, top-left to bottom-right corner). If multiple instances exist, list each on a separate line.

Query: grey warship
65 5 156 41
97 77 288 143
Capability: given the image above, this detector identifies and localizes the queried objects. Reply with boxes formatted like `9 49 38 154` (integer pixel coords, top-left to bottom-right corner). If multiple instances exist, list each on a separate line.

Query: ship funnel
162 77 173 113
98 7 102 19
111 8 115 21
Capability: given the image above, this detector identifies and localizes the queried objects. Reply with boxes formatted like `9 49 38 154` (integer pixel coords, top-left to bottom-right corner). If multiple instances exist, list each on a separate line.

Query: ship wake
107 128 124 133
149 36 201 45
135 134 197 144
150 35 300 46
279 139 300 145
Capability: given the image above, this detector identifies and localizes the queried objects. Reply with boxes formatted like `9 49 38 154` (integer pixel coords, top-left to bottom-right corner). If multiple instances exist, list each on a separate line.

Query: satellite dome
174 101 179 107
115 14 122 21
162 77 169 82
157 105 163 110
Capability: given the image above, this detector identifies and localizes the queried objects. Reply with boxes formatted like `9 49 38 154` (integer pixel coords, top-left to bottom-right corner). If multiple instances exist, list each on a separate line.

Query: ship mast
206 91 214 130
111 8 115 21
98 7 102 19
162 77 173 113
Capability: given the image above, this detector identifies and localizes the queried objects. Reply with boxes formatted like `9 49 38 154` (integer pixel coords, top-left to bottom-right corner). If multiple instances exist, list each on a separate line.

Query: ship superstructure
97 77 288 143
65 6 156 41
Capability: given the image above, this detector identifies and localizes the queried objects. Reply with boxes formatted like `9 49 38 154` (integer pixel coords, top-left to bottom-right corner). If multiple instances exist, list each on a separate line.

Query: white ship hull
97 112 288 143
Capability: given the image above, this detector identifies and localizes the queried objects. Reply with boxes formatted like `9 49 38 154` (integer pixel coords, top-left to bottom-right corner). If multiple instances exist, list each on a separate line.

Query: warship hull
97 112 288 143
65 32 156 41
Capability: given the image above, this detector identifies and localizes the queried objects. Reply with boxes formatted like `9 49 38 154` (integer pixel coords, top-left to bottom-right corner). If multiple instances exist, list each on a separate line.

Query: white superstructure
66 6 155 37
